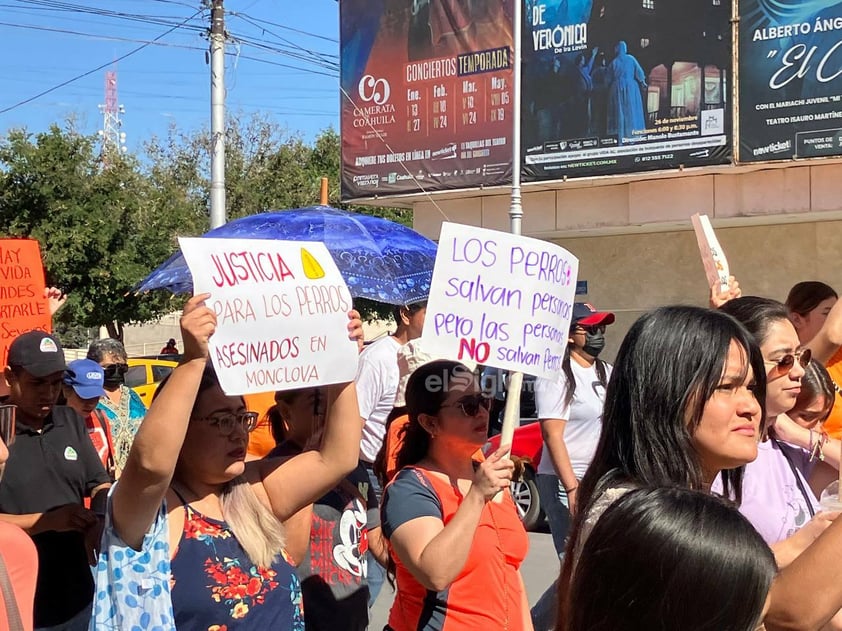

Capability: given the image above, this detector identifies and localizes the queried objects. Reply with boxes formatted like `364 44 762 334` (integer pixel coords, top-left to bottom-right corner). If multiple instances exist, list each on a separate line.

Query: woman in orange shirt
381 360 531 631
786 281 842 438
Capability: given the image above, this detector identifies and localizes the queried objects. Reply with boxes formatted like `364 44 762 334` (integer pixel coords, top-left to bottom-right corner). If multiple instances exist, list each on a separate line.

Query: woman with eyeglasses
89 294 364 630
86 338 146 476
717 297 842 552
381 359 531 631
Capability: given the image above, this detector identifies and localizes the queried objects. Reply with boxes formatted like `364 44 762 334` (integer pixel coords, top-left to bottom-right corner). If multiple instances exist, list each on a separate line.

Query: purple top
713 439 819 544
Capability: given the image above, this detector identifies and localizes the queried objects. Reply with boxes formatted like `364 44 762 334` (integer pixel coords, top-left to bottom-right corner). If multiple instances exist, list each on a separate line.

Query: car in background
126 357 179 407
484 371 546 531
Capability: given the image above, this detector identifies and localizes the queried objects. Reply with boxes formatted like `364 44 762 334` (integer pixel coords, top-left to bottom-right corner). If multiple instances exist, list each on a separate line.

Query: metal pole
500 0 524 455
209 0 227 229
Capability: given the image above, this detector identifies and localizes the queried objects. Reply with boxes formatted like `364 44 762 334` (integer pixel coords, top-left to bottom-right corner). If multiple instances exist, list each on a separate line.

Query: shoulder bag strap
773 438 816 519
0 553 25 631
93 409 117 479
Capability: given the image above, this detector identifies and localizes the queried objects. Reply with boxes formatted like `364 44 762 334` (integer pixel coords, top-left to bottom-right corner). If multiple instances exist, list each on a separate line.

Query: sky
0 0 341 152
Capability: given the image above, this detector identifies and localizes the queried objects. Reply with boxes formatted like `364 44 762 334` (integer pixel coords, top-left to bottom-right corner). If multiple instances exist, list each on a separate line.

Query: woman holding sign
89 294 364 631
381 359 532 631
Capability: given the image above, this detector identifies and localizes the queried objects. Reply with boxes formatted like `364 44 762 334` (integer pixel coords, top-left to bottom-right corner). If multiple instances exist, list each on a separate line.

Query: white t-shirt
535 360 611 478
356 335 402 463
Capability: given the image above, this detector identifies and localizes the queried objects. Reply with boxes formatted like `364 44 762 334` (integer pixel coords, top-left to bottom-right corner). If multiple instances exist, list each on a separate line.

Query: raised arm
111 294 216 549
249 312 363 521
387 446 514 591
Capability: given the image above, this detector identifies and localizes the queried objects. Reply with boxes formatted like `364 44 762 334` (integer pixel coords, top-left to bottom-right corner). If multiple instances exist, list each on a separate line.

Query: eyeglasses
574 324 606 335
764 348 811 375
441 393 491 417
102 363 128 379
196 411 259 435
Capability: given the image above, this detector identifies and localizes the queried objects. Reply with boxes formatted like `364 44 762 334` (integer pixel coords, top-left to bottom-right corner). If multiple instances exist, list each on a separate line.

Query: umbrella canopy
137 206 437 305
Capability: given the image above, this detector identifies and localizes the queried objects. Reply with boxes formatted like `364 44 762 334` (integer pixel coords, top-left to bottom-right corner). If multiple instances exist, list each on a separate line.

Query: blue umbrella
137 206 437 305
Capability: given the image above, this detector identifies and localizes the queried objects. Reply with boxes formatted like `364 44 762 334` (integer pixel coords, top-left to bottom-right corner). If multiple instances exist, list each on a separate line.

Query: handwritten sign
691 214 729 293
178 237 359 395
422 223 579 379
0 238 51 368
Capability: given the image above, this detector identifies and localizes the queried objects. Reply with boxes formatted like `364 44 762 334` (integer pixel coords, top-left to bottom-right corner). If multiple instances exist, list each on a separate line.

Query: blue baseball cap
63 359 107 400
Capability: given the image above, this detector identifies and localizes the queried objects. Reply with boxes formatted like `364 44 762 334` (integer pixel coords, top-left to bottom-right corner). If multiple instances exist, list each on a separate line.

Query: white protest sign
691 213 730 293
422 222 579 380
178 237 359 395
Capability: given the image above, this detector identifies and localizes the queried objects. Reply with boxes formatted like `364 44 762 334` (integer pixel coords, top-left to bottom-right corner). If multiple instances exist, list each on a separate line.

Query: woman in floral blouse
90 294 363 630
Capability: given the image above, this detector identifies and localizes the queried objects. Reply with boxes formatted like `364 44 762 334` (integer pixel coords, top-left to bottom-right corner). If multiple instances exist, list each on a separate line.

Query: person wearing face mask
535 303 614 555
86 339 146 476
530 305 615 628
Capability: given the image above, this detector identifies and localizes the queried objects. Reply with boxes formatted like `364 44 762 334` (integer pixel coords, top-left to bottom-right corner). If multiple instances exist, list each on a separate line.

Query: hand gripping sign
179 237 359 395
422 223 579 380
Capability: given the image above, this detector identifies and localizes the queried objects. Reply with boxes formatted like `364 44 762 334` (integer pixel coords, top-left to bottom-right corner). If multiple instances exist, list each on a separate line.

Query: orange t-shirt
383 467 528 631
0 521 37 631
245 391 278 458
822 347 842 439
385 414 485 482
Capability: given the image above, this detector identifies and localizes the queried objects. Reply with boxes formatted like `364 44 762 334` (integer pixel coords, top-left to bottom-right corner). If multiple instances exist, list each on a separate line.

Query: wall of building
410 162 842 361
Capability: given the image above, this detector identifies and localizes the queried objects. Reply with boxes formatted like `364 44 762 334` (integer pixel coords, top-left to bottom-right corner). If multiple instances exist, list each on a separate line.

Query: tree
0 124 201 341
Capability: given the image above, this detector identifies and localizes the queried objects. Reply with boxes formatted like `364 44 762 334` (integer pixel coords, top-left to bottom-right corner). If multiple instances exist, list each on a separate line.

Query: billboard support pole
500 0 524 459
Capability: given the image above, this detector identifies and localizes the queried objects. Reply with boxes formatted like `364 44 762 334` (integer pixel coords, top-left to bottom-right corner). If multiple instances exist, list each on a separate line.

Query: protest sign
0 238 51 368
690 214 729 293
422 223 578 380
178 237 359 395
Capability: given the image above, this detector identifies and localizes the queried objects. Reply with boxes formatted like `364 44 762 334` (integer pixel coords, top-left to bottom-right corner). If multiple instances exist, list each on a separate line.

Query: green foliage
0 117 415 334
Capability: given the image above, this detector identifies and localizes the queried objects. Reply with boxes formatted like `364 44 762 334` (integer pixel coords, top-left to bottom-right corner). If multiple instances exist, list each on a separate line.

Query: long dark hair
557 306 765 628
561 323 610 408
785 281 838 316
567 486 775 631
393 359 474 471
719 296 791 347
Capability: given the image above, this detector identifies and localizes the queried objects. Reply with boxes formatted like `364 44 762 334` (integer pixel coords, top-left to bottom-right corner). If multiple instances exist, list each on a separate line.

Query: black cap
7 331 67 377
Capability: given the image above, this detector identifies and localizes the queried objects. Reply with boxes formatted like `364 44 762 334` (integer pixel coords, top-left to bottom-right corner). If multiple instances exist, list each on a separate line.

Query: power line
231 9 338 44
0 8 204 114
0 21 339 77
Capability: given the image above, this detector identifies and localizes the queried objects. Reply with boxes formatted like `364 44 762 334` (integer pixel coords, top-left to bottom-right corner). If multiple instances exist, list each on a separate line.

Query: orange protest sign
0 238 51 367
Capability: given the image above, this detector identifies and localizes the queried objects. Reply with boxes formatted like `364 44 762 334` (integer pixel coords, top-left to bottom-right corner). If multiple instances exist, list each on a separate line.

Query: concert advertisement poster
340 0 515 200
522 0 732 180
739 0 842 162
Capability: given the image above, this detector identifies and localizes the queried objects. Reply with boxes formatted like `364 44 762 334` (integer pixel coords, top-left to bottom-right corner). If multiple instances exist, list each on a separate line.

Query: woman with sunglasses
90 294 364 630
718 297 842 552
381 359 531 631
86 338 146 476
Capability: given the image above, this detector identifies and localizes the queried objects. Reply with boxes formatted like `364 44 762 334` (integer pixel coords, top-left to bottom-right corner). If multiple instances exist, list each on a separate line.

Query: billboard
340 0 515 199
739 0 842 162
521 0 732 179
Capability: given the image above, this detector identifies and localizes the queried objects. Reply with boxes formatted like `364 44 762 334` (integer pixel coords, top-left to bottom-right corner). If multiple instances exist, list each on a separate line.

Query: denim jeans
535 473 571 558
365 463 386 607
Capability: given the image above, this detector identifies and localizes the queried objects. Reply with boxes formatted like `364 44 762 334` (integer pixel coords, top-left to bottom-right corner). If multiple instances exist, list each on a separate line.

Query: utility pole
209 0 227 228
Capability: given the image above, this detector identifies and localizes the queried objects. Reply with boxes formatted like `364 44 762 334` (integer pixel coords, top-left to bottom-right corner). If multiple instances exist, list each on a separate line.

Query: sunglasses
764 348 811 375
102 363 129 378
196 411 259 436
575 324 606 335
441 393 492 417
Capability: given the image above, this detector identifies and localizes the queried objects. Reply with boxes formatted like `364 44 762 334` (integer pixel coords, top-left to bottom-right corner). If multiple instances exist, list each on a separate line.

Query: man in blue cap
63 359 115 479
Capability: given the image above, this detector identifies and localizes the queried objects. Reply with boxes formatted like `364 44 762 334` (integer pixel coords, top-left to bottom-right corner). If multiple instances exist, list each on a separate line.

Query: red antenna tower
97 69 126 164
